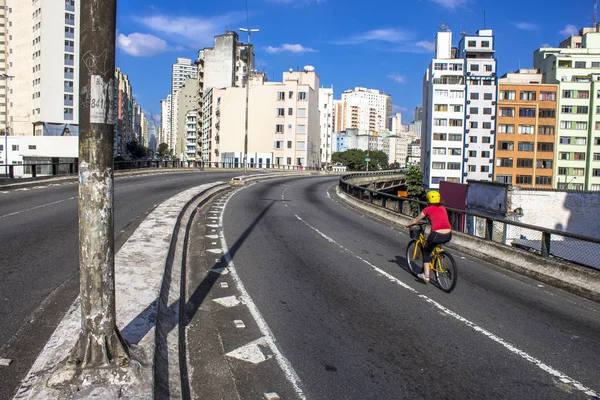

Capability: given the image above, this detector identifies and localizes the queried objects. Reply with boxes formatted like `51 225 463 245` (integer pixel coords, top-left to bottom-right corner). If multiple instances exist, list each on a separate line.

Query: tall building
319 87 334 166
170 58 197 152
334 87 392 134
534 25 600 191
115 68 134 156
160 96 171 147
176 77 197 160
390 112 402 134
494 69 558 188
7 0 81 137
414 106 423 122
421 28 497 188
201 69 320 168
196 31 254 163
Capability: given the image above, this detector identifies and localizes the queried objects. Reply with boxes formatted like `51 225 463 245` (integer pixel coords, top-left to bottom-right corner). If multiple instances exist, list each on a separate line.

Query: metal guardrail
0 160 319 180
339 172 600 270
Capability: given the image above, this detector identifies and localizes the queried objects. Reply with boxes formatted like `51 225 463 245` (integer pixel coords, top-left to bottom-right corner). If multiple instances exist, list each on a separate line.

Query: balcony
65 45 74 53
64 85 74 93
64 72 73 79
65 59 74 66
65 18 74 26
64 99 73 106
65 31 74 39
66 4 75 12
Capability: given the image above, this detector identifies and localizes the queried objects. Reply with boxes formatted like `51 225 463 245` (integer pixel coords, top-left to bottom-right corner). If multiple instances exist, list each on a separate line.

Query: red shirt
423 205 451 231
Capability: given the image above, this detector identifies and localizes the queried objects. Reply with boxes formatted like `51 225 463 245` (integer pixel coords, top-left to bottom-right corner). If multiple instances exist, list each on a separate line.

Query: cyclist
406 190 452 283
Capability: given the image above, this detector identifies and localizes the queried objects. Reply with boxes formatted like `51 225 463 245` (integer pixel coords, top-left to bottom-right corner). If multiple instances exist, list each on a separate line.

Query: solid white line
292 213 599 399
220 191 306 400
0 196 76 220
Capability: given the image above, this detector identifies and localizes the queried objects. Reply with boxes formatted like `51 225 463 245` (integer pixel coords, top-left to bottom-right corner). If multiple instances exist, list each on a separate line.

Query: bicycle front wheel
435 251 458 293
406 240 424 276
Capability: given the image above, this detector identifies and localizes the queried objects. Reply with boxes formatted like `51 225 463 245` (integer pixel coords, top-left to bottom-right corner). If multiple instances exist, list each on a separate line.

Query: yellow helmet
426 190 441 204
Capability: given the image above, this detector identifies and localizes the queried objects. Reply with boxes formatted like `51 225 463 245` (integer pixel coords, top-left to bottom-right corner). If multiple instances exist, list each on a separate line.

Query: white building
390 113 402 134
176 77 197 160
6 0 80 137
319 87 334 166
334 87 392 134
160 96 171 147
421 28 497 188
201 69 321 168
534 25 600 191
170 58 197 152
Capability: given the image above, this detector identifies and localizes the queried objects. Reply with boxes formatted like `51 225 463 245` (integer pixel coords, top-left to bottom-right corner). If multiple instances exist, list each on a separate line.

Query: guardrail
0 160 319 180
339 172 600 270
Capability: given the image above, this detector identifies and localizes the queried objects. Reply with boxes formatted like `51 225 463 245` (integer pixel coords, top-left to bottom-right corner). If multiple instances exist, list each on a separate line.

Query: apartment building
421 28 497 188
6 0 80 137
201 69 320 168
160 96 171 147
115 68 134 156
534 25 600 190
334 87 392 134
494 69 558 188
421 30 466 188
176 77 197 160
319 87 334 166
170 58 197 152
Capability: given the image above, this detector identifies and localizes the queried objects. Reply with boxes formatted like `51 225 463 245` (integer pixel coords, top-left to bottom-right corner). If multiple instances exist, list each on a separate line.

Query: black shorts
423 231 452 263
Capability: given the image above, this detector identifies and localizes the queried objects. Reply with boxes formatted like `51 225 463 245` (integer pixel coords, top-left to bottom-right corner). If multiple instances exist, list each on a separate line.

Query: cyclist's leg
421 237 436 281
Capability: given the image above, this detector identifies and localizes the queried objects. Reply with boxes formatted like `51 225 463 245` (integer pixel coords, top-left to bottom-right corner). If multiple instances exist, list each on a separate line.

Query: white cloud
513 22 539 31
117 33 168 57
137 13 245 48
429 0 468 9
392 105 408 114
388 73 407 84
265 44 317 54
334 28 413 45
559 24 579 37
415 41 435 52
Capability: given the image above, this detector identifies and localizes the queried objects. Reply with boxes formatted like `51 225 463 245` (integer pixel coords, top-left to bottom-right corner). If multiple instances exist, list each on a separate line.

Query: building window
481 151 491 158
296 141 306 150
434 104 448 112
447 162 461 170
485 64 493 72
499 90 516 100
432 147 446 155
434 118 447 126
484 93 493 100
575 61 586 68
432 162 446 169
449 148 461 155
288 108 293 116
518 142 534 151
449 119 462 127
518 125 535 134
537 159 552 169
519 108 536 117
500 107 515 117
298 108 307 117
277 108 284 117
482 137 491 143
451 105 463 112
539 109 555 118
496 175 512 184
287 141 292 149
297 124 306 134
470 64 480 72
470 93 479 100
538 125 554 135
470 107 479 114
498 158 513 167
483 122 492 129
573 168 585 176
433 133 447 140
28 145 37 150
275 124 284 133
468 165 476 172
539 92 556 101
298 92 307 100
576 106 589 114
537 142 554 152
534 176 551 185
469 136 478 143
274 140 284 149
520 91 536 101
468 40 476 47
470 121 479 128
481 40 490 48
448 134 462 141
516 175 533 185
288 91 294 99
480 165 490 172
517 158 534 168
277 91 285 101
483 108 492 115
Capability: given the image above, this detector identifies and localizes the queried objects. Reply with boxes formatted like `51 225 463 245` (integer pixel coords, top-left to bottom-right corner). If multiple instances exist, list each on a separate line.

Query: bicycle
406 221 458 293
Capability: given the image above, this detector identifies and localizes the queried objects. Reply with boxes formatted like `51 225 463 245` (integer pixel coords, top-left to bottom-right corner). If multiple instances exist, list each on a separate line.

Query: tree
368 150 388 171
332 149 366 170
157 143 169 157
406 166 424 217
126 139 148 159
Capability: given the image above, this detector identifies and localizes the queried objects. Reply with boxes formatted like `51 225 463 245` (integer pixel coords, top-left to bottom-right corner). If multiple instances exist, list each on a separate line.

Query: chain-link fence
339 173 600 271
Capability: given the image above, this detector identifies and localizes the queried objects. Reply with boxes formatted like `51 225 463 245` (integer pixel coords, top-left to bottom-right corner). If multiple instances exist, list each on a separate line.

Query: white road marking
207 224 219 228
207 249 223 254
225 337 269 364
220 282 229 289
233 320 246 329
0 357 13 367
220 191 306 400
291 212 599 399
213 296 241 308
0 196 76 220
206 235 219 239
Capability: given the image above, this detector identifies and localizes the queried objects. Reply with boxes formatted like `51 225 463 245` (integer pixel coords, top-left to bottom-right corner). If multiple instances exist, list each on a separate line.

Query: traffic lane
290 177 600 394
224 177 592 399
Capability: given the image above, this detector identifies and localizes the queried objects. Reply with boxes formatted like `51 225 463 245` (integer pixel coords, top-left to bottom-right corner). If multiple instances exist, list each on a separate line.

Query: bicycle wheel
406 240 424 276
435 251 458 293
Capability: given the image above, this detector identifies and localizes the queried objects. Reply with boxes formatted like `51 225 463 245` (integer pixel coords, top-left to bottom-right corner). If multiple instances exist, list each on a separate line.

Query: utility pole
1 74 13 177
69 0 129 369
240 27 259 175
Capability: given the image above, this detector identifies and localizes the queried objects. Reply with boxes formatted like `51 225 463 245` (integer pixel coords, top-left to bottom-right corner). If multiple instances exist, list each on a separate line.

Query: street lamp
239 27 259 175
0 74 14 177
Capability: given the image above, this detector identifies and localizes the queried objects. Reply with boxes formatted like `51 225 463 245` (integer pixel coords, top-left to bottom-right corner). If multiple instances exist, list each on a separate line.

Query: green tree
332 149 367 170
126 139 148 159
157 143 169 157
368 150 388 170
406 166 424 217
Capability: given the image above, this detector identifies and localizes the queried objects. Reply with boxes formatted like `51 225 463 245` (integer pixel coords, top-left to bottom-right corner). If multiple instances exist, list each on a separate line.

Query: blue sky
116 0 591 125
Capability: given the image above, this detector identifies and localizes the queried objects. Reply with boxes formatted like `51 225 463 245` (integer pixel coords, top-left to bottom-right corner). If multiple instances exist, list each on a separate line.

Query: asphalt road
222 176 600 399
0 171 249 399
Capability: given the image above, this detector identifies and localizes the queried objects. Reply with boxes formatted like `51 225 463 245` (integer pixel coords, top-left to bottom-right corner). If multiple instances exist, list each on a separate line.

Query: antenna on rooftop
439 22 450 32
594 0 599 28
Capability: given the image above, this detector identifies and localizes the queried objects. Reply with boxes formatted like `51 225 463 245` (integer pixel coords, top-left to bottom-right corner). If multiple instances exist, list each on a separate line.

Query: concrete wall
511 188 600 239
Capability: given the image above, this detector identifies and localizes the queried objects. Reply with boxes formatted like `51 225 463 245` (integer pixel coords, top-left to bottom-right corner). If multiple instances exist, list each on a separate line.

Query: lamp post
239 27 259 175
1 74 14 177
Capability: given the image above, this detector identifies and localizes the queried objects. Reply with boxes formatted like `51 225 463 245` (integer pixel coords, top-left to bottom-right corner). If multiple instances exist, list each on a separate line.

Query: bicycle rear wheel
435 251 457 293
406 240 423 276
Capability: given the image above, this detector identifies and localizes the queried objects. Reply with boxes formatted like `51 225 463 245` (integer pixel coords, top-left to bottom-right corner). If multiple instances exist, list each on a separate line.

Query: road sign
365 158 370 162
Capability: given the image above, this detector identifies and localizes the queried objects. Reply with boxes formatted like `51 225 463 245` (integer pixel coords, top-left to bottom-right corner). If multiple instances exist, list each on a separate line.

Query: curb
336 187 600 304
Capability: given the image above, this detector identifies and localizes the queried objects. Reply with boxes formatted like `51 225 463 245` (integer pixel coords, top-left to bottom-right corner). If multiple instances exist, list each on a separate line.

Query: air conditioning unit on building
465 144 469 148
488 174 493 178
491 116 496 120
491 130 495 134
489 159 493 163
466 115 470 119
467 100 471 104
490 144 495 149
464 158 469 162
463 172 468 177
492 101 496 105
465 129 470 133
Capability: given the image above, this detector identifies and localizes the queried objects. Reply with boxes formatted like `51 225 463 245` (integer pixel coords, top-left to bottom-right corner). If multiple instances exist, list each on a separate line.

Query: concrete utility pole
240 27 258 175
69 0 129 369
1 74 13 177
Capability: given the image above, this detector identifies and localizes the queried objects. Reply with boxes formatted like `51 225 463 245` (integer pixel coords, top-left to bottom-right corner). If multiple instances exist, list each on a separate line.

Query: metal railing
339 173 600 270
0 160 319 181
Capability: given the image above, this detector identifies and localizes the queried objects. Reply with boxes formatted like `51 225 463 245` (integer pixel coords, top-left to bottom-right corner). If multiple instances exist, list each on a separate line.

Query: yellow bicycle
406 222 458 292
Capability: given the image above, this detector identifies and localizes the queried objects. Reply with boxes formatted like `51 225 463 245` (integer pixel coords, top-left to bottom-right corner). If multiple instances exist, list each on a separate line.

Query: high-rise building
414 106 423 122
494 69 558 188
390 112 402 134
7 0 80 137
160 96 171 147
201 69 320 168
319 87 334 166
421 28 497 188
176 77 197 160
334 87 392 134
196 31 254 163
534 25 600 191
170 58 197 152
115 68 134 156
